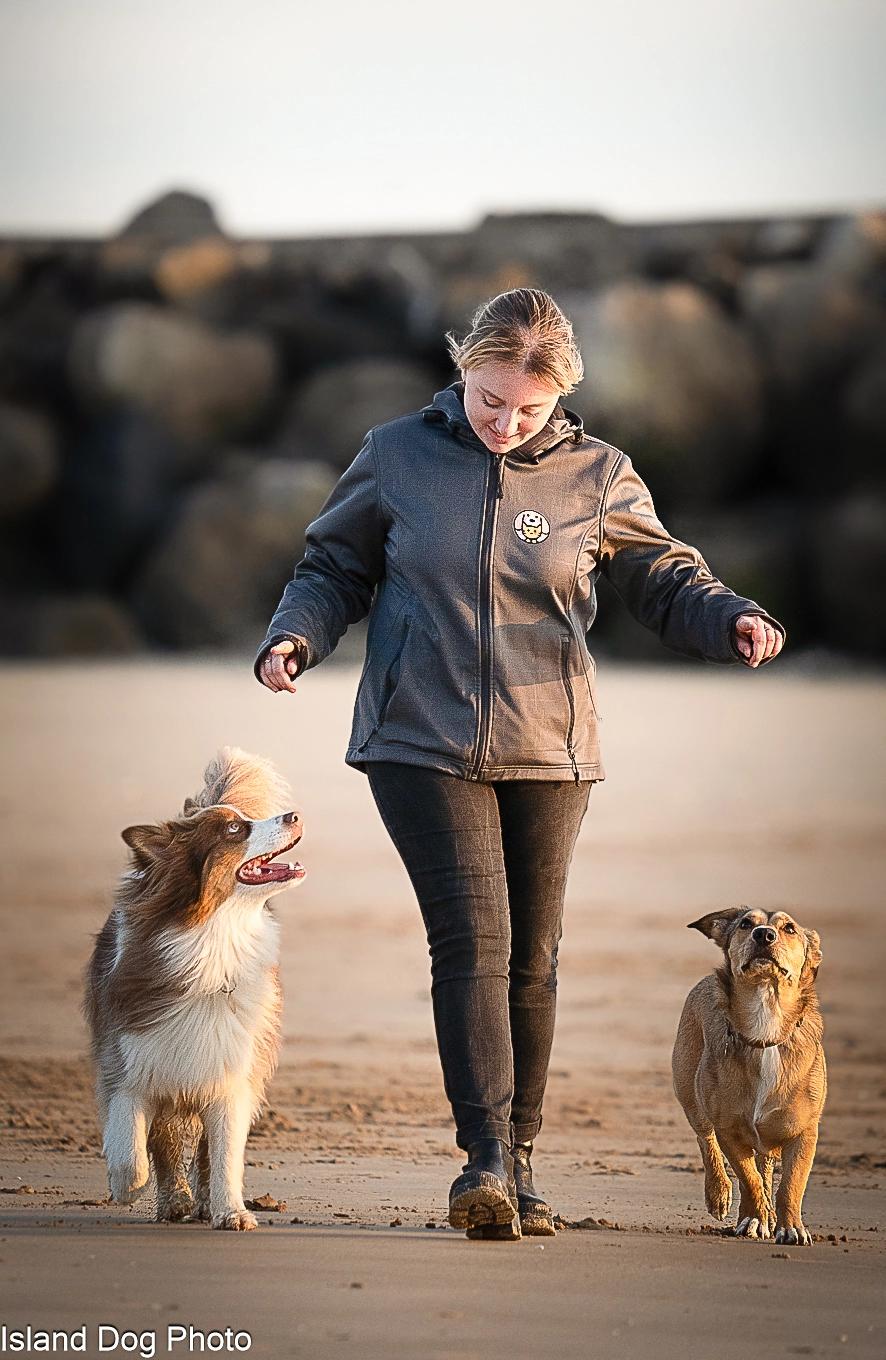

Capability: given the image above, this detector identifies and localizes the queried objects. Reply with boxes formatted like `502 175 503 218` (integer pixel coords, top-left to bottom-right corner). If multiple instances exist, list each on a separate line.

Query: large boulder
815 210 886 288
281 357 441 469
562 280 765 508
118 190 225 244
0 593 143 657
843 345 886 481
737 262 886 492
667 501 808 644
130 457 338 647
811 493 886 657
0 403 59 518
53 410 188 589
67 302 279 448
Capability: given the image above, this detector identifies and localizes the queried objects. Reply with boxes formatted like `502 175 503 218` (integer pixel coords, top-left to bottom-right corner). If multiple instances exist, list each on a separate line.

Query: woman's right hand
259 639 303 693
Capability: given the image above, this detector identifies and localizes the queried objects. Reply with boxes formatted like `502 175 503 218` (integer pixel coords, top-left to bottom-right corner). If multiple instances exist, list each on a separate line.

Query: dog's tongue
239 859 306 885
265 861 305 883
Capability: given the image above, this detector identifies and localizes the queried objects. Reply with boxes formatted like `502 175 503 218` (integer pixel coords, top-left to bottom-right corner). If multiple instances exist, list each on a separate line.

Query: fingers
735 615 783 668
260 641 299 693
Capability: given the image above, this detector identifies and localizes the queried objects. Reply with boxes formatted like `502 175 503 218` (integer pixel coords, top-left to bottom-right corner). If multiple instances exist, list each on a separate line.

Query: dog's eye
226 821 242 835
739 918 753 929
783 922 796 934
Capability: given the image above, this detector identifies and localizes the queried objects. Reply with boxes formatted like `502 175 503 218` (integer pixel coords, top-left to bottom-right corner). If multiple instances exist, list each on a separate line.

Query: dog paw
734 1215 771 1240
775 1222 812 1246
212 1208 258 1232
108 1163 150 1205
705 1179 732 1220
186 1199 211 1223
157 1188 195 1223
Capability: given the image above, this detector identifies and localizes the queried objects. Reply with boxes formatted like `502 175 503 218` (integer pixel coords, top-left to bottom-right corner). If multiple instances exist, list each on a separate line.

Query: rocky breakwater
0 191 883 660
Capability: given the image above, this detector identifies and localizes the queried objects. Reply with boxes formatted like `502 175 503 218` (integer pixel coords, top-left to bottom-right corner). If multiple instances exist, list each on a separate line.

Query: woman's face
462 361 562 454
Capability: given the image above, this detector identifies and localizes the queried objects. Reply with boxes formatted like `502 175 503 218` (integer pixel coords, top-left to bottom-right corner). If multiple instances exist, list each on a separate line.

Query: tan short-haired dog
672 906 826 1245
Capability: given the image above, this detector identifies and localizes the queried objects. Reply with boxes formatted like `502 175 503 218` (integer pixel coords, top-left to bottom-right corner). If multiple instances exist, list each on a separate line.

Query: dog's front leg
718 1134 772 1239
775 1126 817 1245
203 1082 257 1231
104 1090 152 1205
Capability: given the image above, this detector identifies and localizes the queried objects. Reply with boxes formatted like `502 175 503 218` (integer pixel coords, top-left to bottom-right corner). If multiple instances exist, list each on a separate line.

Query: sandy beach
1 657 884 1359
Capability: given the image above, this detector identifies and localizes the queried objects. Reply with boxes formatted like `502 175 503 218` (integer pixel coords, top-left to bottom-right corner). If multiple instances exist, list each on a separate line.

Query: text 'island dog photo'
1 2 885 1358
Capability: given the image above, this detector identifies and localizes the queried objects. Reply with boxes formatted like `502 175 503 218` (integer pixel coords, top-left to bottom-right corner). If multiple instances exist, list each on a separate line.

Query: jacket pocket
560 634 580 780
356 614 412 752
567 616 600 721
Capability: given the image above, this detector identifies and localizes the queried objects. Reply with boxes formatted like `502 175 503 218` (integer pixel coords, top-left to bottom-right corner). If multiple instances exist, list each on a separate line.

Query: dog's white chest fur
741 988 785 1141
119 896 280 1100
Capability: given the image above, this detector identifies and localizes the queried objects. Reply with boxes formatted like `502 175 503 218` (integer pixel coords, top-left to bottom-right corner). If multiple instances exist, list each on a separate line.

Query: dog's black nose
282 810 301 826
753 926 777 944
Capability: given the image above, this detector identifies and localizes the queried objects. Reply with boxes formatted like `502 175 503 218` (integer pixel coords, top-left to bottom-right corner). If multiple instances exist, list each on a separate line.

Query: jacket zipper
561 634 581 783
469 453 504 778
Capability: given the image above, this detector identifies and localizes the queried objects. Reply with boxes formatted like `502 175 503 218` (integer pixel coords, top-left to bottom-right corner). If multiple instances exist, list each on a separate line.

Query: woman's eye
482 397 499 409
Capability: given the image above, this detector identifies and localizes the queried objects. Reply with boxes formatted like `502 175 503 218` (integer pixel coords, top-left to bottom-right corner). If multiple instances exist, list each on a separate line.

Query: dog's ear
182 797 198 816
801 928 822 981
687 906 747 948
122 822 176 864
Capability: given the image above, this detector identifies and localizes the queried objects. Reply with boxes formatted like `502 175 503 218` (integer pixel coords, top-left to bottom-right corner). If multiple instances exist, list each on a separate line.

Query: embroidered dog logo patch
514 510 550 543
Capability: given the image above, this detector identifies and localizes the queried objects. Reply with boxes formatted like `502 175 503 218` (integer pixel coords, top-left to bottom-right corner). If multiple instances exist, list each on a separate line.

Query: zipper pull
568 746 580 783
494 455 504 499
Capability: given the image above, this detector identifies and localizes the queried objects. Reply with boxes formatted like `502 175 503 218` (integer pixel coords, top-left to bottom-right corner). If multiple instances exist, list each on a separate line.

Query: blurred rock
0 593 144 656
67 302 279 447
282 357 440 468
154 236 241 303
0 403 60 518
54 411 187 589
118 190 224 243
130 457 337 647
668 501 808 644
0 244 24 308
563 280 765 507
843 345 886 476
738 262 886 491
816 211 886 292
812 493 886 656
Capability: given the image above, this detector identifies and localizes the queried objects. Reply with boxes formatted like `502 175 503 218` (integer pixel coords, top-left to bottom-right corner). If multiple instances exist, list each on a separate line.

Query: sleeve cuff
253 633 310 683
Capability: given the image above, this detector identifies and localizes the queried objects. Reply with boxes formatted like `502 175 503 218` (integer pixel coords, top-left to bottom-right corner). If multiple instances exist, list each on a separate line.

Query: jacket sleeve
598 452 786 664
253 431 387 682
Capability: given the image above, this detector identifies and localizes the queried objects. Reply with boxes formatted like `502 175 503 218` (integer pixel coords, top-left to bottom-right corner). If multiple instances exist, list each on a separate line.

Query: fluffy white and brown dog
84 747 304 1230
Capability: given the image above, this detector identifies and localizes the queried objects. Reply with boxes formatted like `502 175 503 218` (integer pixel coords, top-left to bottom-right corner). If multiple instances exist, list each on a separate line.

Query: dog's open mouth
237 839 305 885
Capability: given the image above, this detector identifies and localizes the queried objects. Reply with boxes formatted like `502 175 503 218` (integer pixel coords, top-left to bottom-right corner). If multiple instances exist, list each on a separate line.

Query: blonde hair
444 287 584 395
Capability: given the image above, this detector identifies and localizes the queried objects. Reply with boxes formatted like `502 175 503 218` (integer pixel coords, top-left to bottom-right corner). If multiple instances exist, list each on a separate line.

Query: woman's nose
495 412 520 436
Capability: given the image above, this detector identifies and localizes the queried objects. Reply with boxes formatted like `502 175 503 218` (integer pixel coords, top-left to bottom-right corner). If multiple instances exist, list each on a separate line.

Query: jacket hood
421 380 584 463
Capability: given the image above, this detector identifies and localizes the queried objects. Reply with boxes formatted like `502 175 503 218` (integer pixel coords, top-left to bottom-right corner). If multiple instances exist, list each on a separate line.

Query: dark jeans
366 762 591 1151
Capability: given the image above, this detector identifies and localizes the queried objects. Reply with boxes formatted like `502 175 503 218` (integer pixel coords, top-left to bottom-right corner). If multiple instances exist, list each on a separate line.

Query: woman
254 288 785 1241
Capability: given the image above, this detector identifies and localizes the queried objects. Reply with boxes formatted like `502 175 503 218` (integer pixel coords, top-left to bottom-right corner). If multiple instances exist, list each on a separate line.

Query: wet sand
1 658 884 1358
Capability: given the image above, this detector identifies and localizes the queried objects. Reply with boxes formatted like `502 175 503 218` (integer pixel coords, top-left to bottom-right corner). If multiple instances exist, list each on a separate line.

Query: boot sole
519 1205 556 1237
448 1175 518 1231
466 1217 523 1242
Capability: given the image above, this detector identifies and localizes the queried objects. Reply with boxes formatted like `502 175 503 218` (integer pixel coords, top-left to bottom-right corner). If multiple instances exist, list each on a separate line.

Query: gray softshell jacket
255 381 785 782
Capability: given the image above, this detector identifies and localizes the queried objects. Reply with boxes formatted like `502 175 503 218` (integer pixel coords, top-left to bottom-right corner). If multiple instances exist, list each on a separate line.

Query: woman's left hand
733 614 784 667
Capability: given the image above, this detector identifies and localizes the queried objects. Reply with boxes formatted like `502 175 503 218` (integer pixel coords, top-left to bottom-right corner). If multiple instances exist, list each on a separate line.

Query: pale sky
1 0 884 238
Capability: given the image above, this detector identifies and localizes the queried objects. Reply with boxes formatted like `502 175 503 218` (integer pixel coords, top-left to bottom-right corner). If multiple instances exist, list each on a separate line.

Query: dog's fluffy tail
184 747 293 820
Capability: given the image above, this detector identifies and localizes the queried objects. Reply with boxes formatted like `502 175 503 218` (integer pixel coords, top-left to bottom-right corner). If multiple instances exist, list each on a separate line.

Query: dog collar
725 1015 803 1052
